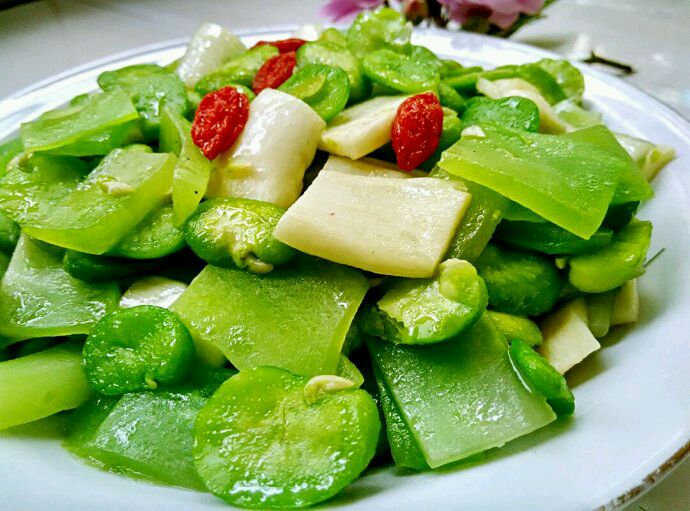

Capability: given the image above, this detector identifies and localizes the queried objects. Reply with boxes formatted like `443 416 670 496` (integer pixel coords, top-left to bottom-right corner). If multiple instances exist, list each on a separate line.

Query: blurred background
0 0 688 509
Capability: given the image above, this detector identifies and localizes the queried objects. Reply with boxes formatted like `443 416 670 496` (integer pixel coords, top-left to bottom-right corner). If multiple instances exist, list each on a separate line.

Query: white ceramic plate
0 27 688 511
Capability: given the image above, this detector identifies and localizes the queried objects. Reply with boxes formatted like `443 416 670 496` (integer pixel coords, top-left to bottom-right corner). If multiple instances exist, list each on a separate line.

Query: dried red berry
391 92 444 171
252 38 307 54
252 51 297 95
191 86 250 160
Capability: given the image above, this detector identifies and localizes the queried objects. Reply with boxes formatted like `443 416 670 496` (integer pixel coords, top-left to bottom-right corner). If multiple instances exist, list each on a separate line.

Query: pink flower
320 0 386 22
438 0 544 29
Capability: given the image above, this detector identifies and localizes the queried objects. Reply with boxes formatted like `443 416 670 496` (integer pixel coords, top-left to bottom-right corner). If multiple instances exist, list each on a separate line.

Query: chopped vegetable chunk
369 315 556 468
275 170 471 277
171 256 368 376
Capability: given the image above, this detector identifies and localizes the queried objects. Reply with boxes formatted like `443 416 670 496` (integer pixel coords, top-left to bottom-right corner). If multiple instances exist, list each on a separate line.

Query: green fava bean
509 340 575 415
568 219 652 293
438 82 466 113
98 64 189 139
486 310 542 347
318 27 348 46
362 49 440 93
110 204 186 260
347 7 412 60
462 96 540 132
82 305 196 396
279 64 350 122
476 244 562 316
64 250 159 283
535 58 585 102
361 259 488 345
193 366 381 509
419 110 462 171
185 197 295 273
297 42 370 103
494 220 614 255
195 46 278 96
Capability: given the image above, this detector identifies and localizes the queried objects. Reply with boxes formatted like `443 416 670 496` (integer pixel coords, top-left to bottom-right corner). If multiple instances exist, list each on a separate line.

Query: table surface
1 1 689 509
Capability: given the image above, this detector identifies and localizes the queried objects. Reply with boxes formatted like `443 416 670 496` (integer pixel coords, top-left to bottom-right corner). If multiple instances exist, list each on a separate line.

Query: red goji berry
252 51 297 95
252 38 307 54
391 92 443 171
191 86 250 160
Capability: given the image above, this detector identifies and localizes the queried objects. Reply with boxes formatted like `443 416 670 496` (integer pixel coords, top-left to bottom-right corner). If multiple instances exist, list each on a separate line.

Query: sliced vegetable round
184 197 295 273
391 92 444 171
252 51 297 95
191 86 250 160
509 339 575 415
475 244 562 316
279 64 350 121
296 41 370 103
362 49 439 93
362 259 488 345
82 305 196 396
193 366 380 509
110 204 186 259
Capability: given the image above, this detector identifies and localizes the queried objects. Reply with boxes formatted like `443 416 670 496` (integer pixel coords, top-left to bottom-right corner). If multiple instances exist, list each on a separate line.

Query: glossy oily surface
0 28 689 511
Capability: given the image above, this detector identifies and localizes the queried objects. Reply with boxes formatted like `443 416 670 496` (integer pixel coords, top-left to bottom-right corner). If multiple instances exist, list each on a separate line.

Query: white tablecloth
0 1 688 508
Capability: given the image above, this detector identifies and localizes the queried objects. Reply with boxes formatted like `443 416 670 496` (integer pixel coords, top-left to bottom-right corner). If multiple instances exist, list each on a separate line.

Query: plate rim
0 24 688 511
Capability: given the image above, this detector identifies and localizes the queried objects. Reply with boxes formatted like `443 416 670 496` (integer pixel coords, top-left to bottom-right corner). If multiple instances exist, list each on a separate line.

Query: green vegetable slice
0 235 120 343
509 340 575 415
69 390 208 489
346 7 412 60
439 125 627 239
20 90 140 155
568 219 652 293
280 64 350 121
159 107 212 226
297 41 370 103
462 96 540 132
563 124 653 205
195 45 278 95
0 137 23 176
0 212 19 254
475 244 562 316
171 256 368 377
20 145 176 254
486 310 542 347
110 204 186 259
362 49 440 93
0 342 92 430
361 259 488 345
495 220 614 255
193 366 380 509
184 197 295 273
98 64 189 139
534 58 585 102
82 305 195 395
368 315 556 468
373 363 429 470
